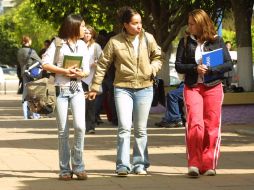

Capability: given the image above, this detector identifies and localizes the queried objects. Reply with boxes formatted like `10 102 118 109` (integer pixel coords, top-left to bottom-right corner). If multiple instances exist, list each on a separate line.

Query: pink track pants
183 83 223 173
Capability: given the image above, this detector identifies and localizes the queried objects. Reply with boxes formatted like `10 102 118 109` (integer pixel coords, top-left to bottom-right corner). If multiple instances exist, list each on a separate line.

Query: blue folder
202 48 224 82
202 48 223 67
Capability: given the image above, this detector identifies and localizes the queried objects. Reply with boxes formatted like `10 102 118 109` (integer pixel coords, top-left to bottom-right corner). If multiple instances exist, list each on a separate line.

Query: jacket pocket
120 64 134 75
139 62 153 80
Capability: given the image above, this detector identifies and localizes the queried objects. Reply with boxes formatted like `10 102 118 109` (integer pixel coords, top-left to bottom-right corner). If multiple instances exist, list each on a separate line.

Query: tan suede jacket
90 30 163 91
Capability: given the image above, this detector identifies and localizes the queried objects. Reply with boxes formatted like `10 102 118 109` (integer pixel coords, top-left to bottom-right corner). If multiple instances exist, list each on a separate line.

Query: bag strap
48 37 63 84
144 32 150 58
25 48 33 64
53 37 63 66
144 32 157 83
22 48 33 73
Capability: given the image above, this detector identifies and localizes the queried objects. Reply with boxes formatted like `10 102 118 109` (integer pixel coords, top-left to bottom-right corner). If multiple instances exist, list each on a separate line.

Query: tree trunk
231 0 254 91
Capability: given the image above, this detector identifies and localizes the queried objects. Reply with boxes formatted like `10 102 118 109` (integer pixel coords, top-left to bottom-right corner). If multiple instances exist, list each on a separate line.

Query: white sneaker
188 166 200 178
203 169 216 176
116 167 128 177
136 170 147 175
87 129 95 134
134 167 147 175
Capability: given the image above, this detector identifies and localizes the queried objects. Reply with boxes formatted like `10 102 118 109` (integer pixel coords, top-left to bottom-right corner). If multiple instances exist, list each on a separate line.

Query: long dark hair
58 14 83 41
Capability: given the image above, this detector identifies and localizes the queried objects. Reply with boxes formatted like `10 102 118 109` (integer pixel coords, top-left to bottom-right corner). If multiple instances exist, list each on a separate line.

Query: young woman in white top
42 14 90 180
81 25 102 134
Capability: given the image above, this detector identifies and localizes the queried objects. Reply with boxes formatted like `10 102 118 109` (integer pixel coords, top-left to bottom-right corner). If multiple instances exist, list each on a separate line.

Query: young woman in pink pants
175 9 233 178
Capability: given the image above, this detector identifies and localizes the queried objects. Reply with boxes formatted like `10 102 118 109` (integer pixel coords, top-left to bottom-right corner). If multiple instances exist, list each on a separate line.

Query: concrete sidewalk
0 94 254 190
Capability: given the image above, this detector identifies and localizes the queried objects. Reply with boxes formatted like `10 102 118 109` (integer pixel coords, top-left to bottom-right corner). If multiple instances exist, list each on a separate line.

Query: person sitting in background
155 82 185 128
223 41 233 89
225 41 232 51
223 41 239 92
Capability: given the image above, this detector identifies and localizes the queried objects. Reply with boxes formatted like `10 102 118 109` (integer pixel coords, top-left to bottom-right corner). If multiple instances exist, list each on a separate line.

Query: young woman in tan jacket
88 6 163 176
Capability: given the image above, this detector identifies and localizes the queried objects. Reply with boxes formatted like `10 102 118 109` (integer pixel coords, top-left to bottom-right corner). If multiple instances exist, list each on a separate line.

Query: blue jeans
22 76 40 119
55 88 86 175
22 101 40 119
163 83 184 123
114 86 153 172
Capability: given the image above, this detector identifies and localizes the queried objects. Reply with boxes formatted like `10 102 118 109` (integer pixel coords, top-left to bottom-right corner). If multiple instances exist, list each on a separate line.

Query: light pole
217 8 223 37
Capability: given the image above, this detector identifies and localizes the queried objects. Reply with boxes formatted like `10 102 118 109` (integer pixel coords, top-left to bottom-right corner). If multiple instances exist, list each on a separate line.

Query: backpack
26 37 62 114
26 77 56 114
24 48 44 81
24 61 44 81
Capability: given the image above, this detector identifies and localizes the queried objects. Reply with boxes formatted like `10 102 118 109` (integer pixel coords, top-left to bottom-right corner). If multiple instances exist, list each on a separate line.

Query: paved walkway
0 94 254 190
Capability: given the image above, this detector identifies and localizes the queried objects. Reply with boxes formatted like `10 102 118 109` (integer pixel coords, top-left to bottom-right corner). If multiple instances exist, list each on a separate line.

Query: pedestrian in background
175 9 232 177
17 35 41 119
81 25 102 134
39 39 51 58
225 41 232 51
88 6 163 176
42 14 90 180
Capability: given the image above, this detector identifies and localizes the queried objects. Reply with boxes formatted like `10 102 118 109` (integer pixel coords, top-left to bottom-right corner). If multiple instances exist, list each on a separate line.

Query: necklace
67 39 78 53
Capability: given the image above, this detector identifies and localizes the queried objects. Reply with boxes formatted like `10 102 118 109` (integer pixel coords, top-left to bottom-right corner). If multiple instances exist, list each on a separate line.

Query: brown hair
21 35 32 46
58 14 83 41
188 9 216 42
85 25 96 46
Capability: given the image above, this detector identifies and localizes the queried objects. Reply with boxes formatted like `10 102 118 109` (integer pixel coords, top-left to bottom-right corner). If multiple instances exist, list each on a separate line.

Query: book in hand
202 48 223 67
63 55 83 69
202 48 224 82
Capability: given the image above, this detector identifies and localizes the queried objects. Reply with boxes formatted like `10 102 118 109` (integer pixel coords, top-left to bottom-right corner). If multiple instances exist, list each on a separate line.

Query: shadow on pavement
8 173 254 190
1 95 254 190
1 127 253 150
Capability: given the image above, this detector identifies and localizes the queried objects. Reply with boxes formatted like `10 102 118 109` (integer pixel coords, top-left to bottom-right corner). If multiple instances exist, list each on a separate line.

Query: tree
31 0 229 52
231 0 254 91
0 25 19 66
31 0 230 82
0 0 57 66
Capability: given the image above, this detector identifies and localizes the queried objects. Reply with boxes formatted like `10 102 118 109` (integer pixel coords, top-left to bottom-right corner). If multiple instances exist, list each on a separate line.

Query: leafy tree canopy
0 0 56 66
31 0 231 52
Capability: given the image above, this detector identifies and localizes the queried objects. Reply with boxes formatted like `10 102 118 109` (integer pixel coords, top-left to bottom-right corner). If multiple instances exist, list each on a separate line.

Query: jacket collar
189 34 218 45
190 34 197 41
122 29 145 42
